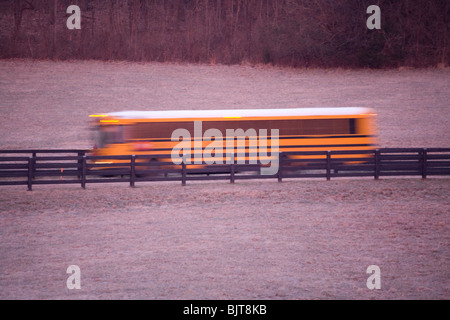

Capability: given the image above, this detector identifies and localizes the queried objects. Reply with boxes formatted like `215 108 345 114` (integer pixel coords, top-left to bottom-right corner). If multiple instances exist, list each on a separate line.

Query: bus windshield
95 125 123 148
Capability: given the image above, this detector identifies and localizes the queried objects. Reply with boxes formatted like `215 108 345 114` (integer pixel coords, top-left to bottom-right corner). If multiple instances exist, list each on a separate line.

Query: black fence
0 148 449 191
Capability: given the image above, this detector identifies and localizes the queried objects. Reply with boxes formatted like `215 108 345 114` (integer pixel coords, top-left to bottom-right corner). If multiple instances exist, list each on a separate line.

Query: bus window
123 118 358 141
196 119 356 136
300 119 354 135
349 119 356 134
131 122 195 139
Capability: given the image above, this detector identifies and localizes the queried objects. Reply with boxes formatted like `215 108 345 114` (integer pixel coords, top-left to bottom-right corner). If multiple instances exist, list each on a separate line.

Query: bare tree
2 0 448 67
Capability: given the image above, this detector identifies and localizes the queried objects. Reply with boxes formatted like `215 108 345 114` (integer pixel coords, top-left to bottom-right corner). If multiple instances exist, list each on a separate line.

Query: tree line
1 0 448 68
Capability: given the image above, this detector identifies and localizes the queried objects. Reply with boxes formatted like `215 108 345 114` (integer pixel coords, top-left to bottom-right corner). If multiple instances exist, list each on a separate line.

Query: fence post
77 151 84 179
277 152 283 182
32 151 37 179
181 155 187 186
374 149 380 180
326 151 331 181
421 148 428 179
81 155 87 189
230 153 235 184
130 155 136 187
27 156 33 191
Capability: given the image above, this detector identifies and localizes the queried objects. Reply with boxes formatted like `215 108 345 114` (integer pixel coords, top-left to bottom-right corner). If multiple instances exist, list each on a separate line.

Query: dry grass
0 60 449 299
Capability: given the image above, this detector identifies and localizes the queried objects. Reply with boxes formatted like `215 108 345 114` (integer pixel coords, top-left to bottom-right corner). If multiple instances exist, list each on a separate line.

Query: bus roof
98 107 375 120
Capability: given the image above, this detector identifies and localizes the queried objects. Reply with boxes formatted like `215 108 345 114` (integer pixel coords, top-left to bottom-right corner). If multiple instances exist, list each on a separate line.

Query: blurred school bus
88 107 377 169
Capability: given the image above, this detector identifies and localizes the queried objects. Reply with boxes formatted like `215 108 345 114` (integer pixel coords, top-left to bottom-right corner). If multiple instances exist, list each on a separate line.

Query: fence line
0 148 449 191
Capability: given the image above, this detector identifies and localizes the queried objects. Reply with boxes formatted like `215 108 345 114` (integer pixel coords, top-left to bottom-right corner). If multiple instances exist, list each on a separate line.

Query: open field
0 60 449 149
0 178 449 300
0 60 449 299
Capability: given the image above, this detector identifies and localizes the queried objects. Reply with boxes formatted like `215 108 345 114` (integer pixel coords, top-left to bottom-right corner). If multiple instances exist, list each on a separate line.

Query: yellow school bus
88 107 377 168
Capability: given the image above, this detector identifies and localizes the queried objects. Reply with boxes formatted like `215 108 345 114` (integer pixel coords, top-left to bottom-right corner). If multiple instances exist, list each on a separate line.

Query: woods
1 0 448 68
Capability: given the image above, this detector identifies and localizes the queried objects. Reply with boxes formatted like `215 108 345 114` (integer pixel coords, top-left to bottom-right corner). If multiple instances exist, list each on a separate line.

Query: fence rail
0 148 449 190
